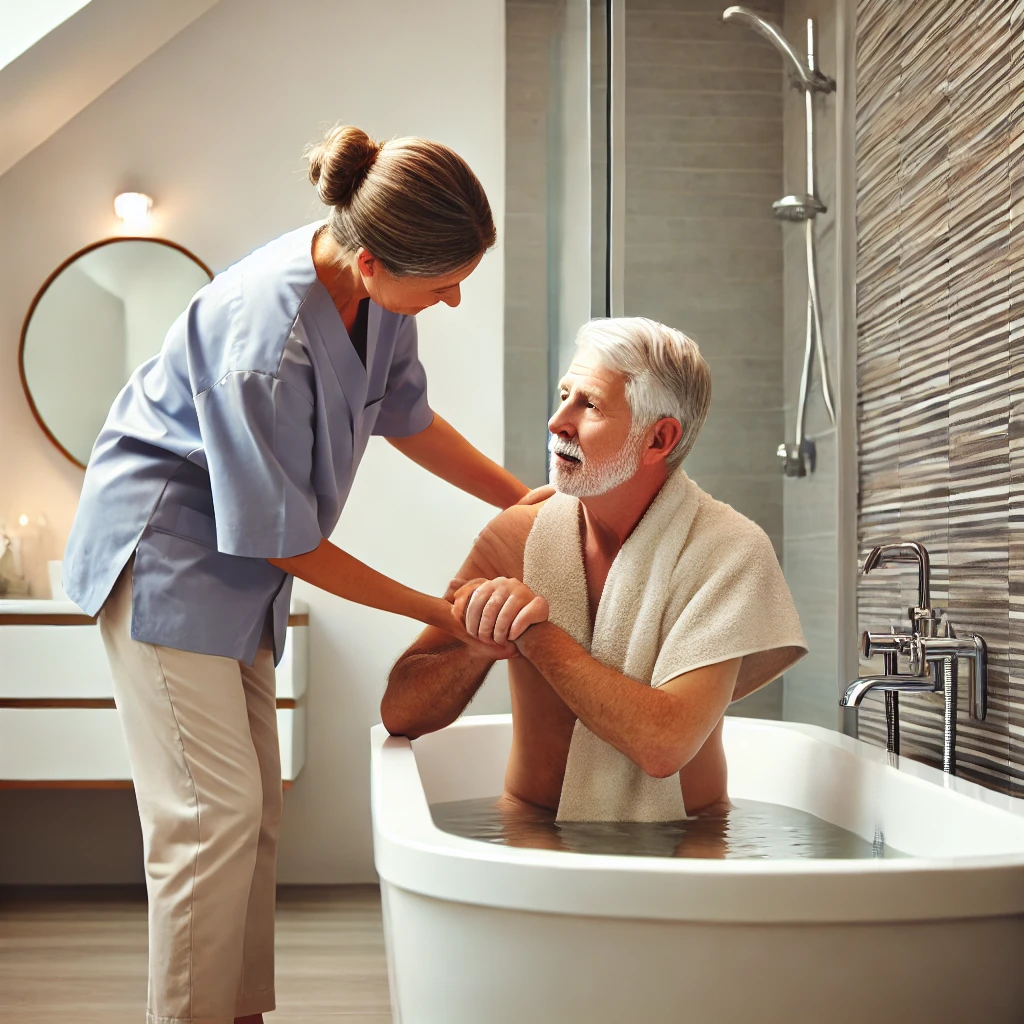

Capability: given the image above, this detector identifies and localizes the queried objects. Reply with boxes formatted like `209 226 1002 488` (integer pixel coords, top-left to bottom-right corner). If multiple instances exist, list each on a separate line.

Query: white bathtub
370 714 1024 1023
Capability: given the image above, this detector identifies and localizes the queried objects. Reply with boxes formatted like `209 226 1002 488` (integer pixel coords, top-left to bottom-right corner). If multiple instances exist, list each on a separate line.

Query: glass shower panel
504 0 599 488
547 0 597 397
590 0 609 318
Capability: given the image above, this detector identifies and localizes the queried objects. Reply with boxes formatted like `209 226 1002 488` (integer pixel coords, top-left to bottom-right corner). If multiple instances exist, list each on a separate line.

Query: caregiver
63 124 533 1024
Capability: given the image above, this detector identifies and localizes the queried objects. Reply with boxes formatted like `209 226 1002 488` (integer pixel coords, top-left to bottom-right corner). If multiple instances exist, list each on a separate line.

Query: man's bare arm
380 503 542 740
381 627 502 739
515 622 740 778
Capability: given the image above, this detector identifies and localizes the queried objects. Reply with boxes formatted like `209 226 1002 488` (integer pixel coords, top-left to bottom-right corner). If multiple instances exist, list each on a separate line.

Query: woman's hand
517 485 556 506
273 540 524 655
443 576 471 602
453 576 549 645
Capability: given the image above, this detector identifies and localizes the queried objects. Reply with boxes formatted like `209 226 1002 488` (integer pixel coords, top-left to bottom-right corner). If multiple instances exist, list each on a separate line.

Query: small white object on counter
47 560 68 601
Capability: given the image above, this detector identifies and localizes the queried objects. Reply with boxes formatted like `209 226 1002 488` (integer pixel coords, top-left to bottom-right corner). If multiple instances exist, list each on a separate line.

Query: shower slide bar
723 7 837 478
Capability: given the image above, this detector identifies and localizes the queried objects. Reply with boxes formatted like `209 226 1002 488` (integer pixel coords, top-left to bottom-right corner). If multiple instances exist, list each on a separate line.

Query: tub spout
840 676 936 708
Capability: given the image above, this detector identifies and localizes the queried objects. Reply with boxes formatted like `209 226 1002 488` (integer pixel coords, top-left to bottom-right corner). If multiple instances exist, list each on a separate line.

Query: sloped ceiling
0 0 222 177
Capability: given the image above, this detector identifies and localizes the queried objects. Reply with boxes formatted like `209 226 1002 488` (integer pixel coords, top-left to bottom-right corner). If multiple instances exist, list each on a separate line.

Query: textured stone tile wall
855 0 1023 792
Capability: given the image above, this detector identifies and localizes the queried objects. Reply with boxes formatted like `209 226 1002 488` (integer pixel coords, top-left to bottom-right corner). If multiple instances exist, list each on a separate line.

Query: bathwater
430 797 906 859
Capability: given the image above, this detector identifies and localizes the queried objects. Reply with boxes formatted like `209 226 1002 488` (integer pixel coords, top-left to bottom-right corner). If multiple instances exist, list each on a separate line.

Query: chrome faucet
840 542 987 774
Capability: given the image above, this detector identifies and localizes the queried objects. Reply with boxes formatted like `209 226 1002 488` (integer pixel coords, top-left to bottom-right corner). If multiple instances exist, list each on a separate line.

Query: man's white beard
548 429 646 497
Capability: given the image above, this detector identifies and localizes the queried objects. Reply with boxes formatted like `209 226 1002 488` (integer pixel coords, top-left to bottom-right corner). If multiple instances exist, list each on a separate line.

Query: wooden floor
0 885 392 1023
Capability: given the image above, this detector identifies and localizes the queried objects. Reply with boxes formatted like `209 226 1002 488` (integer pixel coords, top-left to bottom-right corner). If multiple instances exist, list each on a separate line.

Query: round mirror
19 238 212 467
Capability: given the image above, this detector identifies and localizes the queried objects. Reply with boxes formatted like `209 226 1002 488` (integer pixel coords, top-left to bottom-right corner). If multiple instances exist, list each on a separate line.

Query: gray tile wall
623 0 787 718
780 0 842 728
623 0 785 554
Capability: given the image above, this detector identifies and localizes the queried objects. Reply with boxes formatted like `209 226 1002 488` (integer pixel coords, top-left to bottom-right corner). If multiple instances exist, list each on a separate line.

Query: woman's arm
271 538 446 625
386 412 529 509
269 538 500 654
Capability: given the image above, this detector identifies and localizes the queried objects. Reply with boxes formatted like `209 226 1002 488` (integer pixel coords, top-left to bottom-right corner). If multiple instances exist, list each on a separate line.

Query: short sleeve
194 370 322 558
372 315 433 437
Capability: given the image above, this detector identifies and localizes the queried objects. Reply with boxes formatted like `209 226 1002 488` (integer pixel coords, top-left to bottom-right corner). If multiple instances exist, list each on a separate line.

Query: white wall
0 0 507 884
0 0 91 70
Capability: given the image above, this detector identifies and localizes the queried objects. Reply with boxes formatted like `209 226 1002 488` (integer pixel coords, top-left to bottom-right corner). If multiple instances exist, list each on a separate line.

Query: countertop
0 597 310 624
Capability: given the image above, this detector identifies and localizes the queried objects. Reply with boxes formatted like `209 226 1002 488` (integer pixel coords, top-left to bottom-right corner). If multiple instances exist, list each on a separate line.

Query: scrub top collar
303 267 385 414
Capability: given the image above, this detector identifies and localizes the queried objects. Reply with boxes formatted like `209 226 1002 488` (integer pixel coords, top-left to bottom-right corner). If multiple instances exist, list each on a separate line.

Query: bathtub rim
370 715 1024 924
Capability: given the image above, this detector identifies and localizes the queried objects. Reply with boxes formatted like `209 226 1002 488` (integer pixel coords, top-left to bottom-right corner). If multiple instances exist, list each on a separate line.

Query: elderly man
382 317 806 822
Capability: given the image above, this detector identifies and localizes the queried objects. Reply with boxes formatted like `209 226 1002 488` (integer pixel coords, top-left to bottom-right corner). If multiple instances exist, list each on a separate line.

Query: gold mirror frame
18 236 213 469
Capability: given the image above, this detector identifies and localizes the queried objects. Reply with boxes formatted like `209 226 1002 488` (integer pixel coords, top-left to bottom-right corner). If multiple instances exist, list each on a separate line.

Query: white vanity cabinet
0 600 308 787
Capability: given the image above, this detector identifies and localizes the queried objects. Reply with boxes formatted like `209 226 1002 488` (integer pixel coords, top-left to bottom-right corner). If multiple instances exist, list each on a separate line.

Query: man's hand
453 577 550 645
443 577 519 659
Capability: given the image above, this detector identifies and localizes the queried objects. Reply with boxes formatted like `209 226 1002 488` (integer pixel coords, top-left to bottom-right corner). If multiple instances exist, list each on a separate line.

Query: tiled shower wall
621 0 788 717
623 0 786 553
855 1 1023 792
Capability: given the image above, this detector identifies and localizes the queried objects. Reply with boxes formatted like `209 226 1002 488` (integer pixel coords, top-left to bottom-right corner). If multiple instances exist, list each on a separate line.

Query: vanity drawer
0 706 306 783
1 625 112 698
1 622 308 700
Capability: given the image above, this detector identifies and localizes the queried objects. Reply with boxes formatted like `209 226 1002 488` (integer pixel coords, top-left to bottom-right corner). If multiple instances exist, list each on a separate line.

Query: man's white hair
574 316 711 468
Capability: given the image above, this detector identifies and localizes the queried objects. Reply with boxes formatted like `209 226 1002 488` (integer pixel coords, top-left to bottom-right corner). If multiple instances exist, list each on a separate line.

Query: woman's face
359 249 483 316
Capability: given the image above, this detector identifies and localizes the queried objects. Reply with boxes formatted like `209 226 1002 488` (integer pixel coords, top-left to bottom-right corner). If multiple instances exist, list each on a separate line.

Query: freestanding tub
371 714 1024 1023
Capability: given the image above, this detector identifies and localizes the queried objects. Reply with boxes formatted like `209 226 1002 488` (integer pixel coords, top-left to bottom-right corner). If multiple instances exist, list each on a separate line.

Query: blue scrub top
64 222 433 665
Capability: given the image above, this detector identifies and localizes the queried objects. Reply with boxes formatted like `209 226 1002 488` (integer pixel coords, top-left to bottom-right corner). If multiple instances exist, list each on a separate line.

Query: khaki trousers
99 563 281 1024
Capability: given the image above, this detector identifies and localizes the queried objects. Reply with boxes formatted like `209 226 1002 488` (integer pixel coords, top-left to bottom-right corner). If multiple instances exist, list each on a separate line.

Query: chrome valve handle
847 541 988 772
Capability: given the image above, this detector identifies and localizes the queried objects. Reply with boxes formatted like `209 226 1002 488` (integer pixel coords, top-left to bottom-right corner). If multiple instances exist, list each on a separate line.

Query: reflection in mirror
20 238 212 467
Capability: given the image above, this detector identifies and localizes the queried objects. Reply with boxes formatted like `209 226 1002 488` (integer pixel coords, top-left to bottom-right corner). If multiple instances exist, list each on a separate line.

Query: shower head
722 6 834 92
772 194 826 221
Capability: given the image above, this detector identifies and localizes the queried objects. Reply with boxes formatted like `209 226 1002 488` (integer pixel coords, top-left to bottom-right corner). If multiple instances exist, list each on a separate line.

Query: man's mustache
549 436 584 463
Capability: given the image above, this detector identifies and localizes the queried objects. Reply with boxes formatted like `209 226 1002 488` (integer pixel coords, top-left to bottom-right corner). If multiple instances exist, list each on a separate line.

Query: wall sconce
114 191 153 230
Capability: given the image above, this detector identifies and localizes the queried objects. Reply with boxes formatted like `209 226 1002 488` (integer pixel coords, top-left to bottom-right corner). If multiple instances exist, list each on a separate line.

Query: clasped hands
444 575 549 660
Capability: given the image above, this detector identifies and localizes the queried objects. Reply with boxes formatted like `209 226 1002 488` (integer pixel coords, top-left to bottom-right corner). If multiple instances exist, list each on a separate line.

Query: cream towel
523 468 807 823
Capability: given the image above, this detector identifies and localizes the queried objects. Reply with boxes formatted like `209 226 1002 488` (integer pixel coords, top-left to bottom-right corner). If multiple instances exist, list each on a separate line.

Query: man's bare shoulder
460 500 549 581
484 501 547 549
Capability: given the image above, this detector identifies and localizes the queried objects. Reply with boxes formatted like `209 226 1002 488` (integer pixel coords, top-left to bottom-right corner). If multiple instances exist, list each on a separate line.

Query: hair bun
306 124 381 208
